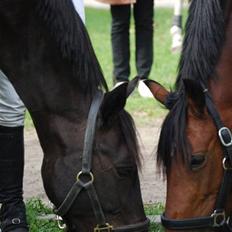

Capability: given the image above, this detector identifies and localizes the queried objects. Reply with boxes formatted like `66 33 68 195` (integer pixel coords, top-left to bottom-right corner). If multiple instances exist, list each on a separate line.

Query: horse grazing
0 0 150 231
145 0 232 231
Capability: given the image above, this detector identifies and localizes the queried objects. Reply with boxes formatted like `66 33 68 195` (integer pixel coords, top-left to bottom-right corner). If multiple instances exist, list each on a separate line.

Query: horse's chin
65 216 97 232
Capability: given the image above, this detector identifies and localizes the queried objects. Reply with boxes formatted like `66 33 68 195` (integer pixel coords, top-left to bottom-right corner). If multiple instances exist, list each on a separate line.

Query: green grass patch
26 199 164 231
145 203 165 232
25 7 187 128
26 199 62 232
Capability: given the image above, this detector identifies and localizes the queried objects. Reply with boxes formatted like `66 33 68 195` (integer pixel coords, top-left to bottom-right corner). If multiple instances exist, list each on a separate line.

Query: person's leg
134 0 154 97
0 70 28 232
111 4 131 83
134 0 154 79
72 0 85 23
170 0 183 52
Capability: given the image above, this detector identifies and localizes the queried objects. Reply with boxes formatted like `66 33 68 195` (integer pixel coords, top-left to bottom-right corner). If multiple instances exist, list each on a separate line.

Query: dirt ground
23 118 166 205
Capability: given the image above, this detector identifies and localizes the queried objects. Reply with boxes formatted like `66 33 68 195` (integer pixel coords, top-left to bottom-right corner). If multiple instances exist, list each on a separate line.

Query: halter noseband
54 90 150 232
161 87 232 231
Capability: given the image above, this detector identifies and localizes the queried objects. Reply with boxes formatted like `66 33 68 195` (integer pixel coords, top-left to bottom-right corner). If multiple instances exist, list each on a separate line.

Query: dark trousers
111 0 154 82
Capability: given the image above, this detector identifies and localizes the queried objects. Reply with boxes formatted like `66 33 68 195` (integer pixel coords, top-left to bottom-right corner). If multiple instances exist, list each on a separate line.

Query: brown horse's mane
157 0 228 172
35 0 141 165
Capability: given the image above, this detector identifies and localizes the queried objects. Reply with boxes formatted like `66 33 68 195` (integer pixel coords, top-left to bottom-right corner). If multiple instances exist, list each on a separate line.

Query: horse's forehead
186 113 217 153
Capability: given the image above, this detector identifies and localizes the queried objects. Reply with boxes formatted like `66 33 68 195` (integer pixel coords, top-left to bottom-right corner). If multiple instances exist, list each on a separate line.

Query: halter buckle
218 127 232 147
94 223 113 232
211 210 226 227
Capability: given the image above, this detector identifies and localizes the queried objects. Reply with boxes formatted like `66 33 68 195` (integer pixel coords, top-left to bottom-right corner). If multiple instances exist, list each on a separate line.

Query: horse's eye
191 154 207 171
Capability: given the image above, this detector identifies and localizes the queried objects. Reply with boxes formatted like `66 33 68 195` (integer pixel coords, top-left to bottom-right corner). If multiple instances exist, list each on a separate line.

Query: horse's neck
0 5 95 150
0 5 93 112
211 9 232 123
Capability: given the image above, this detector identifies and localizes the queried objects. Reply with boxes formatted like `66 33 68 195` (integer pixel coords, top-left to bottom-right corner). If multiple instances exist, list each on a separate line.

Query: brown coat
95 0 136 5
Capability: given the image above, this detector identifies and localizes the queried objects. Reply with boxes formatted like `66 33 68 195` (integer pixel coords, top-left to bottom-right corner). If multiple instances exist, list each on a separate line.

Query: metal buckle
77 171 94 187
56 215 67 230
94 223 113 232
218 127 232 147
211 210 226 227
223 157 232 170
11 218 21 224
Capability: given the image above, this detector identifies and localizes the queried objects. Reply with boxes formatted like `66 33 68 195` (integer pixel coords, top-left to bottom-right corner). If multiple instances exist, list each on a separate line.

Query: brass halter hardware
211 210 226 228
94 223 113 232
76 171 94 186
56 215 67 230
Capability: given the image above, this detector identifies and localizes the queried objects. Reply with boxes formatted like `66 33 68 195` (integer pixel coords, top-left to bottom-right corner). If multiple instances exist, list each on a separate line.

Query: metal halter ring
56 215 67 230
12 218 21 225
94 223 113 232
77 171 94 187
223 157 232 170
211 210 226 227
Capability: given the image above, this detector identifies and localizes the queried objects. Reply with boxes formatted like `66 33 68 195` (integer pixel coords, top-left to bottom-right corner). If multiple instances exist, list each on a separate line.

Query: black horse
0 0 149 231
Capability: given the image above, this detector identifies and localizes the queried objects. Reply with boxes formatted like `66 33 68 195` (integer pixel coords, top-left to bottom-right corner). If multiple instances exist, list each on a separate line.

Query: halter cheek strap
54 90 150 232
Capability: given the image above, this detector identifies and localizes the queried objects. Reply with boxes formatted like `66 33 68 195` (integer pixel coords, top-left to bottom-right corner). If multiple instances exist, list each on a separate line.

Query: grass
26 199 62 232
24 7 188 127
26 198 164 232
145 203 165 232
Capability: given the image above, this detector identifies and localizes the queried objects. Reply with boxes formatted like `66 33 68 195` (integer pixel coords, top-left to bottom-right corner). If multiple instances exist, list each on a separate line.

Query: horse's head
146 0 232 231
0 1 149 231
38 81 149 232
147 79 232 232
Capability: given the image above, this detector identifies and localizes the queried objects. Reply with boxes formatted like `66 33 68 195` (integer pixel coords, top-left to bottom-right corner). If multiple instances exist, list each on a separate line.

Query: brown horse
0 0 150 231
145 0 232 231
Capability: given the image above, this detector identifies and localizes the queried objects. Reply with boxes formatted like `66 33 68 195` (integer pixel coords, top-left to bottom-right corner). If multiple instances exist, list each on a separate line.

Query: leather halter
54 90 150 232
161 87 232 231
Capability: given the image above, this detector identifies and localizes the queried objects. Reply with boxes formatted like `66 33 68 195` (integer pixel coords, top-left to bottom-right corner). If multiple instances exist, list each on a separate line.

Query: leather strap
161 213 216 230
54 89 150 231
113 218 150 232
54 91 104 217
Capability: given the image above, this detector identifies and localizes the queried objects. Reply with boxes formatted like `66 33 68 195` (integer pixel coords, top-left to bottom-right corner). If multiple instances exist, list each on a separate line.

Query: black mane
157 0 228 171
36 0 108 95
35 0 141 164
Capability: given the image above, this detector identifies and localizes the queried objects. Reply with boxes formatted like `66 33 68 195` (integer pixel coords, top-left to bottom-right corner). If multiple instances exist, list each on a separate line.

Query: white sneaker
113 81 128 89
170 26 183 53
138 81 153 98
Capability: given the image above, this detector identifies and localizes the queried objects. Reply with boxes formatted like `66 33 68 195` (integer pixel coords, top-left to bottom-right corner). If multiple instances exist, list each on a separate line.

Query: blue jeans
111 0 154 82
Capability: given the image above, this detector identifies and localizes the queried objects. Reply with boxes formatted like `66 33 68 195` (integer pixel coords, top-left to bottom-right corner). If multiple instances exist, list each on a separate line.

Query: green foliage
26 199 165 232
145 203 165 232
144 203 164 215
26 198 62 232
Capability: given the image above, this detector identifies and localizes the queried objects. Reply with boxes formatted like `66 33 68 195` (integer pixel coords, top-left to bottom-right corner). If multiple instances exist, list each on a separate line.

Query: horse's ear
100 77 139 123
183 78 205 112
143 79 170 105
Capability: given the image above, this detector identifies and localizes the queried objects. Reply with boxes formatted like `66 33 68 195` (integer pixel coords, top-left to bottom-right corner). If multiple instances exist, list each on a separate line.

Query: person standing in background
111 0 154 97
170 0 183 52
0 2 85 231
96 0 154 97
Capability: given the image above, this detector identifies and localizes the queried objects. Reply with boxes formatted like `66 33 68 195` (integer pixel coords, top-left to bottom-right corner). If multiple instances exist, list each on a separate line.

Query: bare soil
23 118 166 204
